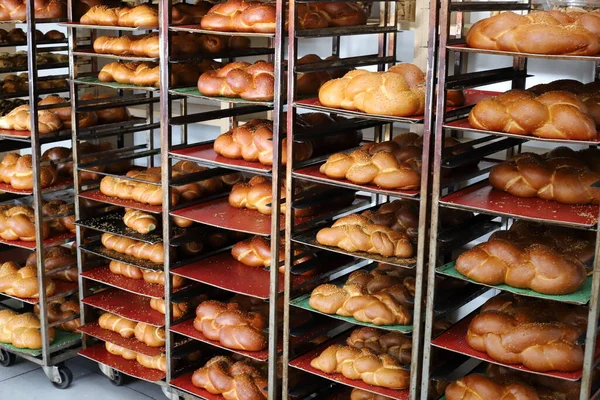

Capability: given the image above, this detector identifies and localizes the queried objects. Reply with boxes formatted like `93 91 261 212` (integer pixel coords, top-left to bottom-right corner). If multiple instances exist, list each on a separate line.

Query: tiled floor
0 356 166 399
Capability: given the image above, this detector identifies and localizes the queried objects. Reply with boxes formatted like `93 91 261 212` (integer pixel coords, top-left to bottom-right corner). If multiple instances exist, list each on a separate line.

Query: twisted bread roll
231 235 312 274
150 298 189 319
0 262 56 298
134 322 165 348
445 374 541 400
81 4 157 27
0 0 66 22
316 214 413 258
345 269 415 310
360 200 419 238
213 119 313 165
141 270 186 289
123 209 157 234
42 200 75 234
0 310 55 349
0 205 50 241
0 104 62 133
468 90 596 140
318 64 426 116
228 175 283 215
101 233 165 264
26 246 77 282
109 260 143 280
99 61 216 88
350 389 393 400
198 61 274 101
466 10 600 55
489 151 600 204
193 300 267 351
105 341 137 360
34 298 80 332
98 312 137 338
136 352 166 372
191 356 268 400
99 175 174 206
310 344 409 389
347 327 412 365
38 95 97 129
0 153 57 190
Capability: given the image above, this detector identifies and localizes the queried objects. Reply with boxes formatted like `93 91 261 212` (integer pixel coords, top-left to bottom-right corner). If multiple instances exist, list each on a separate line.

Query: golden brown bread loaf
26 246 77 282
105 341 137 360
0 310 55 349
0 262 56 298
360 200 419 238
197 61 275 101
456 221 590 294
99 61 218 88
134 322 165 348
0 205 50 241
141 269 186 289
0 104 62 133
0 153 57 190
34 297 80 332
98 312 137 338
99 174 172 206
468 89 597 140
135 352 166 371
150 298 189 319
466 10 600 55
231 235 312 274
445 374 541 400
466 294 587 372
310 344 409 389
38 95 97 129
191 356 268 400
0 0 66 21
101 233 165 264
42 199 75 234
228 175 282 215
123 209 157 234
193 299 267 351
347 327 412 364
81 4 158 27
489 149 600 204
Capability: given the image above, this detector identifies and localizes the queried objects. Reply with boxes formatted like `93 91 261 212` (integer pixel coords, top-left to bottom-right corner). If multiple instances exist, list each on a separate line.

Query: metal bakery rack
421 1 600 399
0 3 83 389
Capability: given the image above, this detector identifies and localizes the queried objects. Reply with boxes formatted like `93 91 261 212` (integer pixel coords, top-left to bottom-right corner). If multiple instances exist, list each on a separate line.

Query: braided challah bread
466 10 600 55
34 297 80 332
0 153 57 190
228 175 282 215
99 175 174 206
0 262 56 298
468 89 597 140
445 373 541 400
316 214 413 258
105 341 137 360
81 3 210 27
197 61 275 101
99 61 218 88
150 298 189 319
109 260 143 280
0 104 62 133
38 95 97 129
0 0 66 22
141 269 186 289
136 352 166 371
310 344 409 389
350 389 394 400
360 200 419 238
134 322 165 347
193 299 267 351
0 310 55 349
123 209 157 234
101 233 165 264
489 149 600 204
466 294 587 372
0 205 50 241
231 235 312 274
98 312 137 338
191 355 268 400
26 246 77 282
42 200 75 234
347 327 412 364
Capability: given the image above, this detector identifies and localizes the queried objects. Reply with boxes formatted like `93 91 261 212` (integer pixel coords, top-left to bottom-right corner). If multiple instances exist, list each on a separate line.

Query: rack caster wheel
0 349 15 367
51 364 73 389
162 386 181 400
109 370 127 386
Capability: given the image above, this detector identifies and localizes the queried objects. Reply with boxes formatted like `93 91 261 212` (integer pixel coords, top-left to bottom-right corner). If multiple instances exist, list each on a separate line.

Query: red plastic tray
0 179 73 195
170 144 272 175
81 266 166 299
170 318 269 361
79 322 164 356
171 371 230 400
171 251 320 299
290 337 409 399
440 182 598 227
82 289 165 327
293 164 420 198
1 280 77 305
79 190 162 214
431 312 600 381
79 342 165 382
0 232 75 250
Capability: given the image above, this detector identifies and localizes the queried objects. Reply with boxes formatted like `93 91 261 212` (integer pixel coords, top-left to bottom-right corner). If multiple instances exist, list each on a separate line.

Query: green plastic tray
169 87 274 106
0 330 80 357
74 77 158 91
438 261 592 305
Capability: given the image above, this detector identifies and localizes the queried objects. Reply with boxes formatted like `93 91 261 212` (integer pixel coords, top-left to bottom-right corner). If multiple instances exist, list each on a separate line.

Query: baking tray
82 266 168 299
0 280 77 305
0 178 73 196
444 118 600 146
440 182 598 228
438 261 593 305
79 189 162 214
431 312 600 381
169 87 274 106
82 289 165 327
0 231 74 250
59 22 157 31
292 225 417 269
80 241 164 272
171 371 232 400
72 49 159 62
76 212 162 244
0 330 80 357
73 77 158 92
170 318 269 361
289 336 409 399
169 25 275 38
79 343 165 382
79 322 163 356
446 43 600 62
170 143 273 175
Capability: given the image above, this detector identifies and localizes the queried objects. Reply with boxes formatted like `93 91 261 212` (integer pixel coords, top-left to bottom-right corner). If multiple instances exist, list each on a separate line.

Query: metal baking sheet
438 261 593 305
79 322 164 356
289 337 410 399
171 372 229 400
446 43 600 62
72 49 159 62
74 77 158 92
169 25 275 38
82 266 166 299
170 318 269 361
440 182 598 228
79 190 163 214
170 143 272 175
169 87 274 106
59 22 157 31
76 212 162 244
444 118 600 146
0 231 74 250
0 179 73 196
0 330 80 357
293 164 420 199
431 311 600 381
80 241 164 272
79 343 165 382
292 226 417 269
0 280 77 305
82 289 165 327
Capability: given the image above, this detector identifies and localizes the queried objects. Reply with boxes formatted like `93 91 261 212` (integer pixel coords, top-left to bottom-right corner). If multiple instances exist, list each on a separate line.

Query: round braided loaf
0 262 56 298
0 153 57 190
197 61 275 101
0 205 50 241
0 310 55 349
